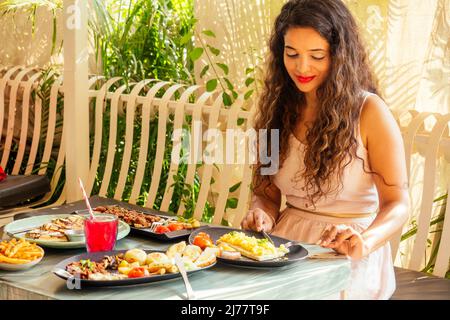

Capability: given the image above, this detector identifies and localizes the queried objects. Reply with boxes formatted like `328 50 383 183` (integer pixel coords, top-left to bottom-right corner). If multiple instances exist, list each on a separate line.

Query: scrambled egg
218 231 288 256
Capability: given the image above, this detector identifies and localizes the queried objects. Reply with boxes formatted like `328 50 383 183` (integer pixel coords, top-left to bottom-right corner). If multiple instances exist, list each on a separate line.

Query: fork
149 221 163 232
283 240 301 249
261 230 300 249
7 227 39 236
174 253 196 300
261 229 275 246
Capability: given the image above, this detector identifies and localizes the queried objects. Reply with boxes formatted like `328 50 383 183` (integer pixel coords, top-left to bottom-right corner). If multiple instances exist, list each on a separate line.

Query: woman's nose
296 57 311 74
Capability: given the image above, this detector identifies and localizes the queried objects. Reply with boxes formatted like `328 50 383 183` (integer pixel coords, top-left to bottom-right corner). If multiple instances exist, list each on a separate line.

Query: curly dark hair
253 0 380 207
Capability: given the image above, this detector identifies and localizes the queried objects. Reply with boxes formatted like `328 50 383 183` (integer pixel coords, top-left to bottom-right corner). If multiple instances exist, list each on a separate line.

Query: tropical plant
400 193 449 278
191 29 264 109
90 0 196 84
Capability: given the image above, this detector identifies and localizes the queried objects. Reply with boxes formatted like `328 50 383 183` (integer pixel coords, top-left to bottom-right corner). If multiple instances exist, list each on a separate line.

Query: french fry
0 239 44 264
0 254 31 264
23 250 42 255
8 241 25 257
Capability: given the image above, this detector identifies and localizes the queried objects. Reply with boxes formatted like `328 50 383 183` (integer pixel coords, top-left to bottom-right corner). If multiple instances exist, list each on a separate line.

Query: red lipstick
296 75 316 84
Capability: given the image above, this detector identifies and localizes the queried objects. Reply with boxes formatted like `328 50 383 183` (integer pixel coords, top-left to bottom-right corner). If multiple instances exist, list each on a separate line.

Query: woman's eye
312 56 325 60
286 53 298 58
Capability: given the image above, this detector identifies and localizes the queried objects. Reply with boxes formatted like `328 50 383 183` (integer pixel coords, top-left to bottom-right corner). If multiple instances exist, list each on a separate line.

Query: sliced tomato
203 232 214 242
128 267 146 278
167 223 184 231
154 225 171 234
193 234 213 250
196 232 212 240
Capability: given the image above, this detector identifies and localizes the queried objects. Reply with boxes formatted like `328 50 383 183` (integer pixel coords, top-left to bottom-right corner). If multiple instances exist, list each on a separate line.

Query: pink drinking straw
78 177 96 220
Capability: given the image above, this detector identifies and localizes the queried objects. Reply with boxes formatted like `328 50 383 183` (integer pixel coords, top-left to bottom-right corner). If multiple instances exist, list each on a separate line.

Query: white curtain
0 7 63 69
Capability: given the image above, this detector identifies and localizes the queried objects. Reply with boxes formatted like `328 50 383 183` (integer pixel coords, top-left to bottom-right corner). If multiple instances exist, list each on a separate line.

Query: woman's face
283 27 331 95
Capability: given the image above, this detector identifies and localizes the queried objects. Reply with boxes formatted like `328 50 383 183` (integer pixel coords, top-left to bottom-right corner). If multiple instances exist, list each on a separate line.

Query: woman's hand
317 225 370 260
241 208 274 232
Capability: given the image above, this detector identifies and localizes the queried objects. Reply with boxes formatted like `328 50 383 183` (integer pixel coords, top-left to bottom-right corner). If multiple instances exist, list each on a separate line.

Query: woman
241 0 410 300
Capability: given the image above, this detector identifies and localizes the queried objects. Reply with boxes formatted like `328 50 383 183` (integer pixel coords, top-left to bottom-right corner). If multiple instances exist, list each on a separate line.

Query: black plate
75 207 203 241
189 227 309 268
53 249 215 288
131 225 198 241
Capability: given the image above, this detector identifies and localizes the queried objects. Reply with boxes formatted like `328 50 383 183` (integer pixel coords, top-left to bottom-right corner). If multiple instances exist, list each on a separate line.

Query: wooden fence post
63 0 89 202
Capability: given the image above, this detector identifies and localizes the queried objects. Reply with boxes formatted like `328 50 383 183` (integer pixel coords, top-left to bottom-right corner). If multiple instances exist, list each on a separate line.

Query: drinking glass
84 214 118 252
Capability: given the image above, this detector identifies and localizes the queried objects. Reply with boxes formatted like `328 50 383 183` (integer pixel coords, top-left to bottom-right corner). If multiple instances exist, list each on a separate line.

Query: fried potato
148 268 165 275
147 263 174 273
0 255 31 264
0 238 44 264
157 268 166 275
168 265 178 273
8 241 25 257
166 241 186 259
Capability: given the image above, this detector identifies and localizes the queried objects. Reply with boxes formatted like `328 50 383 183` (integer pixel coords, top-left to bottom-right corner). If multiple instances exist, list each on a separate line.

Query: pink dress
270 92 396 300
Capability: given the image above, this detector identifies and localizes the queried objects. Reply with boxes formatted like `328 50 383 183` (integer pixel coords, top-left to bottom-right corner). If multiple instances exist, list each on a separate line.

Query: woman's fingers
329 227 355 248
320 225 340 246
241 208 273 232
253 208 267 232
316 226 331 245
316 225 366 259
241 210 254 230
317 225 352 247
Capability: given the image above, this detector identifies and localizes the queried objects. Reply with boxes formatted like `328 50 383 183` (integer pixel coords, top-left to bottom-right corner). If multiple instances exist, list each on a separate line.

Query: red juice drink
84 214 118 252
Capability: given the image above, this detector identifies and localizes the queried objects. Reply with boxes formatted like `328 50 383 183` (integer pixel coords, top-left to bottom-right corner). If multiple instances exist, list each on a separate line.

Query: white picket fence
0 66 255 227
0 66 449 276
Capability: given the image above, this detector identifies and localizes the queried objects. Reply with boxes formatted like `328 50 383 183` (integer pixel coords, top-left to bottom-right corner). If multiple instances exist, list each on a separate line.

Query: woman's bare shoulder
360 93 400 149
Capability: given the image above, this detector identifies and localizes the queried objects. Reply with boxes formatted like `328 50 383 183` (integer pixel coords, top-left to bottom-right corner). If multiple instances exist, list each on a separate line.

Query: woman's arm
360 94 410 253
320 95 410 259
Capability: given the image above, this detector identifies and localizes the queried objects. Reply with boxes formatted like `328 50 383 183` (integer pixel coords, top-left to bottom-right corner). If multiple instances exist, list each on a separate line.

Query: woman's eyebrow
284 45 326 52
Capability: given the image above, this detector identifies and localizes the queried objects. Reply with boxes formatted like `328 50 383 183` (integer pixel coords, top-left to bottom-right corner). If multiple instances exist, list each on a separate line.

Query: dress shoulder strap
357 90 375 148
360 90 375 109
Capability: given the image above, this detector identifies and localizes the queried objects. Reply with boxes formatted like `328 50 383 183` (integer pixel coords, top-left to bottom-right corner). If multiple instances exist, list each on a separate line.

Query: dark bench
0 175 50 209
392 267 450 300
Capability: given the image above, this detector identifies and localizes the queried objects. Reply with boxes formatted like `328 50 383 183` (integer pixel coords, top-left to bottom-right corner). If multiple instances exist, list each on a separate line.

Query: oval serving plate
189 226 309 268
4 214 130 249
52 249 216 287
75 208 205 241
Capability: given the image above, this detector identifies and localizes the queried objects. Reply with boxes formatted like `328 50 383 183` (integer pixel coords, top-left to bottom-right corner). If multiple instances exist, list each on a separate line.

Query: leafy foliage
194 30 264 108
91 0 196 84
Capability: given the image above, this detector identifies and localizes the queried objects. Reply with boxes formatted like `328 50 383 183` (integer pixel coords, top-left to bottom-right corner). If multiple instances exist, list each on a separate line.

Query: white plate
0 247 44 271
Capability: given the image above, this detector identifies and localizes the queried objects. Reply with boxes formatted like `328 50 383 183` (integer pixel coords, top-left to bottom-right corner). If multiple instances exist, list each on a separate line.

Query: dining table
0 196 351 300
